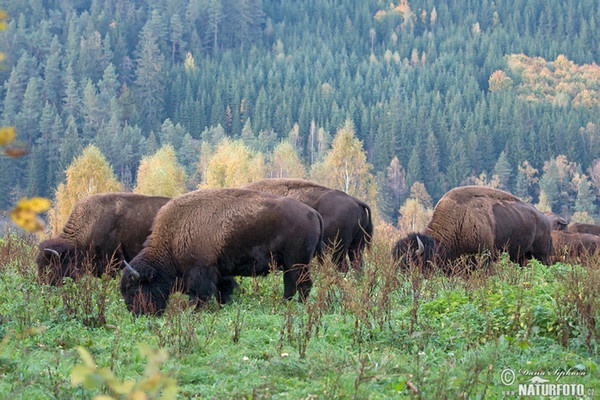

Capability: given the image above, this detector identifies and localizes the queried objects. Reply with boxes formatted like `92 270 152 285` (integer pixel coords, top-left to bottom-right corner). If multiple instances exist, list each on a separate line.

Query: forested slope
1 0 599 223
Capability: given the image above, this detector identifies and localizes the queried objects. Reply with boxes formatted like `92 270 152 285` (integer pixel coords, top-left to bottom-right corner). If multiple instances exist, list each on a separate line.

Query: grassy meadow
0 229 598 399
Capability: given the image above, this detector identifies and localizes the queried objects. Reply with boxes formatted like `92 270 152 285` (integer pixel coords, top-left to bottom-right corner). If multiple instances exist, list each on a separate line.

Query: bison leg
217 276 239 304
185 265 220 306
283 264 312 302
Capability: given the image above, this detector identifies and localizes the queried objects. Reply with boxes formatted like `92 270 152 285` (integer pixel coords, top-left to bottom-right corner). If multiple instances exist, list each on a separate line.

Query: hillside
0 0 599 223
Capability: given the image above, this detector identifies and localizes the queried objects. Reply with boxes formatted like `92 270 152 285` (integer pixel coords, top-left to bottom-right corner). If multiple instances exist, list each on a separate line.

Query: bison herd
36 182 600 315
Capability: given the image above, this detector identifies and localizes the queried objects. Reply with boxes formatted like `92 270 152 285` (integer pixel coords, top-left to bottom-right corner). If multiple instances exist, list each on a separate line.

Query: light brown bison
551 230 600 263
567 222 600 236
393 186 553 271
37 192 170 285
543 211 568 231
243 178 373 271
120 188 324 315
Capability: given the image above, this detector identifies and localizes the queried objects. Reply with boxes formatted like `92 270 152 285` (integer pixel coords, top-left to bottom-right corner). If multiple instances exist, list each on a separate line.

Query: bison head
120 259 171 315
392 233 437 273
36 238 81 285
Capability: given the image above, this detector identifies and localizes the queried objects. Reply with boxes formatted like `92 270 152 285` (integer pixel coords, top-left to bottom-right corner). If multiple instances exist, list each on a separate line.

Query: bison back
140 188 323 276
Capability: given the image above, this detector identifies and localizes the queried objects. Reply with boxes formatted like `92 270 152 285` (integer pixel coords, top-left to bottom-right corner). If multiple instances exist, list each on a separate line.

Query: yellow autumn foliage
10 197 52 232
397 198 433 236
268 141 306 178
47 145 122 235
134 145 187 197
310 119 378 209
202 138 266 188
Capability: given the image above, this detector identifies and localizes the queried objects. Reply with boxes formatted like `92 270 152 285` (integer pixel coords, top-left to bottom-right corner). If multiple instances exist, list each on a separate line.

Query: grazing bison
543 211 568 231
551 230 600 262
37 193 170 285
243 178 373 271
120 188 324 315
567 222 600 236
393 186 553 272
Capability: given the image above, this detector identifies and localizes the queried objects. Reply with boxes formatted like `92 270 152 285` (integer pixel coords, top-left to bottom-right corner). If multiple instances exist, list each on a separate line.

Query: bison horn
416 236 424 256
123 260 140 281
44 248 60 258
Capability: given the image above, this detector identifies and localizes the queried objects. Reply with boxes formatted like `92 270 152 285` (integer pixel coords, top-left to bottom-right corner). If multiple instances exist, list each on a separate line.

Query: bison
543 211 568 231
567 222 600 236
551 230 600 263
243 178 373 271
119 188 324 315
37 192 170 285
392 186 553 272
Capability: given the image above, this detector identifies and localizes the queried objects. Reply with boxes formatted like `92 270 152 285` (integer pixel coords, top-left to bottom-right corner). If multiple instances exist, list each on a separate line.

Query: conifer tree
48 145 122 235
42 36 63 106
493 150 513 191
134 144 186 197
574 174 597 216
133 24 166 132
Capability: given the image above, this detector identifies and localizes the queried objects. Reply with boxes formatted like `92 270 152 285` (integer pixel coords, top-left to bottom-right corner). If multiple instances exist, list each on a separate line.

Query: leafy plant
71 344 178 400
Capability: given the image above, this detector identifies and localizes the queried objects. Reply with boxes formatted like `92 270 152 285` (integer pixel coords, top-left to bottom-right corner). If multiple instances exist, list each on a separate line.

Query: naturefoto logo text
500 367 594 397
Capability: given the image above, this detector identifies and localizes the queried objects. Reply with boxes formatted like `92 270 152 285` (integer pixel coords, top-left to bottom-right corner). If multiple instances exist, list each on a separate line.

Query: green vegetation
1 232 598 399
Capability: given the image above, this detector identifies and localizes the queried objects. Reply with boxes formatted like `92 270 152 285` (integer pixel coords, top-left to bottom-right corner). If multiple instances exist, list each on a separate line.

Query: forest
1 0 600 227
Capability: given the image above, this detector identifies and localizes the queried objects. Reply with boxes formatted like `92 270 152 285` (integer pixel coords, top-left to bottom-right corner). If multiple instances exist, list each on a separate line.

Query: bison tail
315 211 326 256
358 202 374 249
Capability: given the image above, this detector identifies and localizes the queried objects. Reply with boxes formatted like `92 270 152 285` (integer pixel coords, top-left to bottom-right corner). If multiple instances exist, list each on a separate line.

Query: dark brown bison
120 188 324 315
567 222 600 236
243 178 373 271
37 192 170 285
392 186 553 272
543 211 568 231
551 230 600 262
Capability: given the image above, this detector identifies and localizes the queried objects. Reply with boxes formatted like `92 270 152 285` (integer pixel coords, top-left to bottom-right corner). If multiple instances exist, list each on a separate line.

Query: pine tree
538 162 560 212
169 14 184 65
574 175 597 216
134 145 187 197
16 77 43 142
493 150 513 191
206 0 224 52
133 24 166 132
2 52 36 124
62 64 80 119
445 138 470 189
405 146 422 189
59 115 83 181
43 36 63 106
82 78 102 142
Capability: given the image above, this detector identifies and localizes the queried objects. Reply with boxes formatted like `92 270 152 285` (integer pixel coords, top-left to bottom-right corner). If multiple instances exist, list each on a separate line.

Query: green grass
0 231 598 399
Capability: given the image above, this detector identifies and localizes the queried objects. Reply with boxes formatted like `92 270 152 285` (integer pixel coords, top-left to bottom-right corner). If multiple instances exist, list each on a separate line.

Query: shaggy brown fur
37 192 169 285
551 230 600 262
543 211 568 231
567 222 600 236
120 188 324 315
243 178 373 271
393 186 553 271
